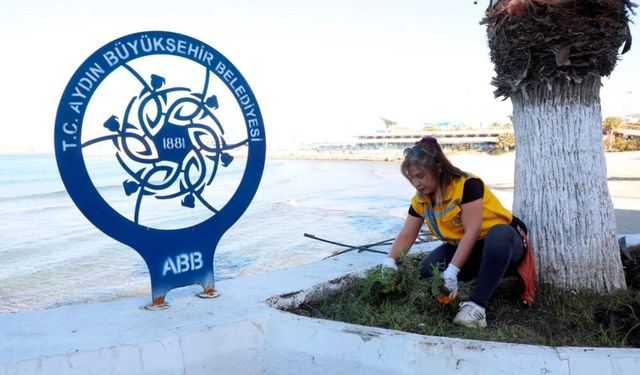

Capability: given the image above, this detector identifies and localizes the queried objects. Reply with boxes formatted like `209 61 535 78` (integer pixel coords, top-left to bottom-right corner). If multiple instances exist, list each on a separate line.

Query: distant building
623 113 640 125
309 118 515 152
354 124 513 151
615 126 640 139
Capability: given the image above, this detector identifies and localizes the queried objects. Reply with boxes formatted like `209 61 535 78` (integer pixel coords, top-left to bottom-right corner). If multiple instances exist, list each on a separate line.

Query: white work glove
381 257 398 271
442 263 460 296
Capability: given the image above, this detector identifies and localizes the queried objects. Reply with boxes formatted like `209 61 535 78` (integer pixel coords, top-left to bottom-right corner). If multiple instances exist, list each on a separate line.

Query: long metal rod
305 233 424 262
304 233 393 259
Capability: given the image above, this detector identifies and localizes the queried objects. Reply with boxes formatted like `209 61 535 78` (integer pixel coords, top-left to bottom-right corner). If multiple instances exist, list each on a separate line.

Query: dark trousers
419 224 525 308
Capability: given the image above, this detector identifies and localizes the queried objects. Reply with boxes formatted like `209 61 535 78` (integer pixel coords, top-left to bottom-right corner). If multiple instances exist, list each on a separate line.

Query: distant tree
613 135 640 151
602 116 625 151
495 132 516 151
484 0 635 293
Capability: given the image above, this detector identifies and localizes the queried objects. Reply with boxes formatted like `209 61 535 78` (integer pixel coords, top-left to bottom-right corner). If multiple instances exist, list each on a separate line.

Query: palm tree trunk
511 77 626 292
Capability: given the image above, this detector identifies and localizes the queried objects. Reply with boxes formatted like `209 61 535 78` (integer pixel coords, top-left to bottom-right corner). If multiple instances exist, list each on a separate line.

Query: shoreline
267 148 407 162
266 147 507 162
268 149 640 234
266 148 640 162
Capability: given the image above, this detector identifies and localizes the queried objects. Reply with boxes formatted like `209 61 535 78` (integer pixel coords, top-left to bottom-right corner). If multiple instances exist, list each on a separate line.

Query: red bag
515 226 537 305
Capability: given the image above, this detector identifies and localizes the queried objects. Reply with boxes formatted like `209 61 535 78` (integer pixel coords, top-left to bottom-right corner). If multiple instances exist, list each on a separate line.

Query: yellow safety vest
410 175 512 244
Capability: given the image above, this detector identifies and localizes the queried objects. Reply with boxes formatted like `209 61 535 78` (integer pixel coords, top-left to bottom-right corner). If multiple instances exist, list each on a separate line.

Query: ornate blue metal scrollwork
83 65 246 222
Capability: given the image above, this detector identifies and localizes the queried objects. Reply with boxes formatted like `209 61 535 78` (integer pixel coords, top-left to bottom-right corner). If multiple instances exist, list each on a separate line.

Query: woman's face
406 165 438 196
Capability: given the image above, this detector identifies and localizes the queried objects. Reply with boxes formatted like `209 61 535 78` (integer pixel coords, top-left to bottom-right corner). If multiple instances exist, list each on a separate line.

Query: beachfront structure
349 122 640 152
615 124 640 139
353 127 514 151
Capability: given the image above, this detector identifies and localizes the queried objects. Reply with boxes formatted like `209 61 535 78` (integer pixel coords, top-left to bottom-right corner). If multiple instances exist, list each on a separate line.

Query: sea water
0 154 415 313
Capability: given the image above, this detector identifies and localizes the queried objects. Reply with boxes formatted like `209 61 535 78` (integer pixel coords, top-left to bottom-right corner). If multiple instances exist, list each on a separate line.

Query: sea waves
0 156 413 313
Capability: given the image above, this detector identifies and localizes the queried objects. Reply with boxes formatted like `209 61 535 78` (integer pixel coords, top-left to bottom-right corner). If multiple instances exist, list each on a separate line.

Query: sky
1 0 639 152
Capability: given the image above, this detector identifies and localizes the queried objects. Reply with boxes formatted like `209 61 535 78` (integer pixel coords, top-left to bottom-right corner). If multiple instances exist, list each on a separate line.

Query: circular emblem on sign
55 31 265 233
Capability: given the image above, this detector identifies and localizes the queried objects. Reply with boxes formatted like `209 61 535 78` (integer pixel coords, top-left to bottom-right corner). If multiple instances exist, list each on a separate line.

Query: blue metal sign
54 31 265 308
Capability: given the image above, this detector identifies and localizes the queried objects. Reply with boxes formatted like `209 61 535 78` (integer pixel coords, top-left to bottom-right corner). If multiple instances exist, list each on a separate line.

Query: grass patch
289 253 640 348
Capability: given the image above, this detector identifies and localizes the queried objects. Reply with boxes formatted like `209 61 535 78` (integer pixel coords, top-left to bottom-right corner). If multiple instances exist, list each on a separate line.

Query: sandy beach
270 149 640 234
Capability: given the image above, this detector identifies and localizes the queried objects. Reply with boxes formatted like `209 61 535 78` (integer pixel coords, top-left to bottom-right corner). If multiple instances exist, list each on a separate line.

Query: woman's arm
450 198 483 268
387 214 424 262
